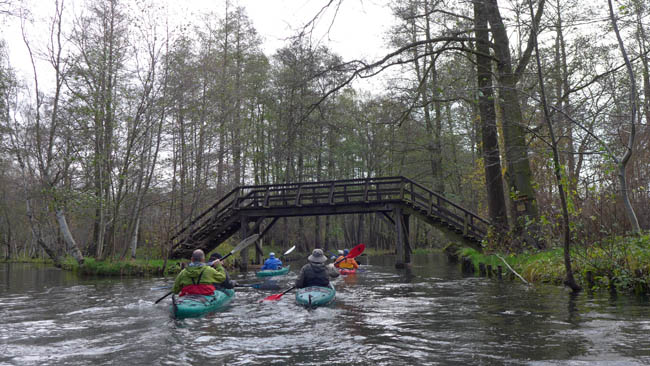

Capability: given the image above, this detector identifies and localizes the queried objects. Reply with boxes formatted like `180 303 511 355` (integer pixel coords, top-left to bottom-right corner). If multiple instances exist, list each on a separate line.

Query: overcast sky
4 0 396 87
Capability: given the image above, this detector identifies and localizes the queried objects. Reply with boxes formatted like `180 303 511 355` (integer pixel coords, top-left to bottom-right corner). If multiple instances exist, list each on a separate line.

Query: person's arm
172 271 184 294
327 263 340 278
261 259 270 270
351 259 359 269
295 266 306 288
334 256 344 268
207 264 227 284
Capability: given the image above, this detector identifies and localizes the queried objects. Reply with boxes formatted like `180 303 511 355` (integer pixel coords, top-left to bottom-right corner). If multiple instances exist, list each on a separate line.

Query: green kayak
295 284 336 308
171 288 235 319
256 265 290 278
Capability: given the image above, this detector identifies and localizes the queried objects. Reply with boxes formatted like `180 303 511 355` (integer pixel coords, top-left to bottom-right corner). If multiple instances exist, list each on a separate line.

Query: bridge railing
400 177 489 238
233 177 405 208
172 176 490 247
169 188 240 244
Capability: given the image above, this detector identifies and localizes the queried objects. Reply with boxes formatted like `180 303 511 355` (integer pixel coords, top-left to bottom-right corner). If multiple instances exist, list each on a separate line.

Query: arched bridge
169 176 489 268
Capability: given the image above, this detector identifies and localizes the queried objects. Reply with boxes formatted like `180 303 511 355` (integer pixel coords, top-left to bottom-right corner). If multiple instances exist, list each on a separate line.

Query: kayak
171 288 235 319
338 268 356 275
256 265 290 278
295 284 336 308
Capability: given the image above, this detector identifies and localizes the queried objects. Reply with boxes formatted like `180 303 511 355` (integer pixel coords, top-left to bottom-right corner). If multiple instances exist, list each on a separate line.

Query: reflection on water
1 254 650 365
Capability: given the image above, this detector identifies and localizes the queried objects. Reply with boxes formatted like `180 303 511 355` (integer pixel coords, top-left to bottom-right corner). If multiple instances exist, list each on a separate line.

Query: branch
496 254 530 285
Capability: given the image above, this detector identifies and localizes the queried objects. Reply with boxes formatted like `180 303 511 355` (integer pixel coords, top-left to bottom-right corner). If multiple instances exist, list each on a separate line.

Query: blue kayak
171 289 235 319
256 265 290 278
295 284 336 307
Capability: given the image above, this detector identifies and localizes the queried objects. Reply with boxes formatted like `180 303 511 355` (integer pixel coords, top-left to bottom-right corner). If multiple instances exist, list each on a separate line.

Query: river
1 253 650 365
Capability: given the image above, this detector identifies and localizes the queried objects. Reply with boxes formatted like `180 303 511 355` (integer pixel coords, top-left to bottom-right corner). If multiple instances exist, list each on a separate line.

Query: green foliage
63 257 184 277
459 233 650 295
575 233 650 294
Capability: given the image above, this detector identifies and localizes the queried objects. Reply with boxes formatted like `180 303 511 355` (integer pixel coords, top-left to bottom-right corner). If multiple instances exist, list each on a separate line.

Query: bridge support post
240 216 250 272
254 225 264 265
394 206 411 268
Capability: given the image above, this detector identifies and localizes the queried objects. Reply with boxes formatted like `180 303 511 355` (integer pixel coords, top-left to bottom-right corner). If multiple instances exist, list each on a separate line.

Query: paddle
262 243 366 302
154 234 260 304
280 245 296 258
236 279 280 290
333 243 365 266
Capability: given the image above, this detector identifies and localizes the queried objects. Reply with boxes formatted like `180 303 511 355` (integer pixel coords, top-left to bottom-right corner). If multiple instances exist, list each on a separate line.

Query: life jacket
179 268 216 296
337 258 358 269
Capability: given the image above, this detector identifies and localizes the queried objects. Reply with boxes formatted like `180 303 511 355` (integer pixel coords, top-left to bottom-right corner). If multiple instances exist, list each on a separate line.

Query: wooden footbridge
169 176 489 268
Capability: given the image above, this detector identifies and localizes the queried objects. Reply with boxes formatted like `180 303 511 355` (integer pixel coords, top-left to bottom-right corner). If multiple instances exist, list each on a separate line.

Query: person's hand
211 259 221 267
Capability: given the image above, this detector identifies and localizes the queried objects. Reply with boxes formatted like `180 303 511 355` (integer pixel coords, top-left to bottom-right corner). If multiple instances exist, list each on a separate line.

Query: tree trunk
55 208 84 264
526 0 580 292
608 0 641 234
474 0 508 230
485 0 543 248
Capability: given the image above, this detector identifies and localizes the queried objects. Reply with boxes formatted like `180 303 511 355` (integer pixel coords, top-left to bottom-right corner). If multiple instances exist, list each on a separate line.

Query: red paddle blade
262 293 284 301
347 243 365 258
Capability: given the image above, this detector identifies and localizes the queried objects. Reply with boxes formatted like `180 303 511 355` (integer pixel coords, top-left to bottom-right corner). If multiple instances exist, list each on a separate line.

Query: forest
0 0 648 288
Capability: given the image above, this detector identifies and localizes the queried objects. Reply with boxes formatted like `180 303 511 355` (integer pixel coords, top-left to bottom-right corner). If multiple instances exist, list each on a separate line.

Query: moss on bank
453 233 650 295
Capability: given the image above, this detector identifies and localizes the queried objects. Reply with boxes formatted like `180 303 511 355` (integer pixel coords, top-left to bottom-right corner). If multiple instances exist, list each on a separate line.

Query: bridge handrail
171 176 490 246
169 187 240 242
403 177 490 226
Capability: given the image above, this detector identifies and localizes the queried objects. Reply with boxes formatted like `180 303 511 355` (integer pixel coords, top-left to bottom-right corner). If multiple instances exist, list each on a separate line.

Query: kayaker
172 249 229 296
334 249 359 270
295 249 339 289
260 252 283 270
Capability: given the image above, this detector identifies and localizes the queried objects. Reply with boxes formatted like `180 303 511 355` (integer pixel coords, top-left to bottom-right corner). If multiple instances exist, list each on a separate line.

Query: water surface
1 254 649 365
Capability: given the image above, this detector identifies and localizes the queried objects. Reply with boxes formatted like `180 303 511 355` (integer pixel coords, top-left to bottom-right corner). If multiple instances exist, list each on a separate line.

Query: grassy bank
454 233 650 295
1 241 297 277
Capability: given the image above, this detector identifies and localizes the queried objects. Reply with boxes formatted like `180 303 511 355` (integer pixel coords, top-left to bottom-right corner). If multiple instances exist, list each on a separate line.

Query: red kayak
338 268 356 275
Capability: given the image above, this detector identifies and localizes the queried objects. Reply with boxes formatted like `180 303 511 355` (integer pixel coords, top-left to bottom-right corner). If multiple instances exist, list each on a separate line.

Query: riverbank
452 233 650 295
0 242 297 276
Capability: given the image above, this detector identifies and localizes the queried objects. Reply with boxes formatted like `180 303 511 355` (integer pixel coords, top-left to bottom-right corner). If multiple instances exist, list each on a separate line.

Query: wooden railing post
263 187 270 208
295 184 302 207
463 212 469 236
231 189 240 210
329 182 335 205
364 178 370 203
428 192 432 215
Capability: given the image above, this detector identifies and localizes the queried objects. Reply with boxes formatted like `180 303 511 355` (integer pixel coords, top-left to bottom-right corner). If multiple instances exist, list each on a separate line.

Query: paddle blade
283 245 296 256
261 286 295 301
231 234 260 254
347 243 366 259
263 293 285 301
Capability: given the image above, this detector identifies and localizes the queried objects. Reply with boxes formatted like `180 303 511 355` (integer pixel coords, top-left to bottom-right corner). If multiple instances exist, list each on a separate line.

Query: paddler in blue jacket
295 249 339 288
261 252 283 270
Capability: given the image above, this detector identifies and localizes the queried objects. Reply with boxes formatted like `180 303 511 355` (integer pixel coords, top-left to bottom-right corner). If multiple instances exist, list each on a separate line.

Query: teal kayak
295 284 336 307
256 265 290 278
171 288 235 319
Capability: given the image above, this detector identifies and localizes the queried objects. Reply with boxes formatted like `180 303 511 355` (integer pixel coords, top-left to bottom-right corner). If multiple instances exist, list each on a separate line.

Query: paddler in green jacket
172 249 229 297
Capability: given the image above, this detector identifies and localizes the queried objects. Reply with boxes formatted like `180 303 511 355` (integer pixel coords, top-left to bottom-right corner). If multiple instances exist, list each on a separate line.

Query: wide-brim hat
308 249 327 263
